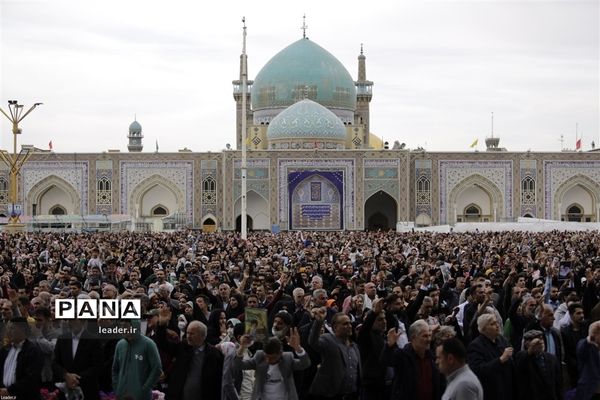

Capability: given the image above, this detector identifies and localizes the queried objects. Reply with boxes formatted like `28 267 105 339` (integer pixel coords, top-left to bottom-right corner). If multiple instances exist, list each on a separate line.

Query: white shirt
3 342 23 388
72 329 84 359
239 349 255 400
456 301 469 331
263 363 286 400
396 320 409 348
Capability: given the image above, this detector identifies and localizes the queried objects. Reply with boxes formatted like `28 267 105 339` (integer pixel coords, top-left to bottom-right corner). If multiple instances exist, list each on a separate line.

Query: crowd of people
0 228 599 400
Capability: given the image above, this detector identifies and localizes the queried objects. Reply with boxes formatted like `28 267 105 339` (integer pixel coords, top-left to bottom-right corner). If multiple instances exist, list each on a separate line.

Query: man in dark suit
309 309 361 399
357 298 389 400
0 317 44 399
514 329 562 400
380 318 444 400
561 302 588 389
54 319 102 400
575 320 600 400
524 304 564 367
167 320 224 400
467 313 514 400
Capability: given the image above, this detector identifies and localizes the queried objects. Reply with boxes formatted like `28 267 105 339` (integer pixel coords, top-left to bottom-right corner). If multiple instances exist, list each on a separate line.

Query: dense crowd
0 228 599 400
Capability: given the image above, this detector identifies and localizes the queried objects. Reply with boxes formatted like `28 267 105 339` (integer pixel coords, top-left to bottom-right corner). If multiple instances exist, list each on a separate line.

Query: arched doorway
151 205 168 216
554 175 599 222
463 204 482 222
364 190 397 231
565 204 583 222
49 205 67 215
202 217 217 232
236 215 253 232
234 190 269 230
448 174 503 223
27 175 81 215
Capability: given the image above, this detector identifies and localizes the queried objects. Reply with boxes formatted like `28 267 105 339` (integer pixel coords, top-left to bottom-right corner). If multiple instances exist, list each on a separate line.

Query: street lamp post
0 100 42 230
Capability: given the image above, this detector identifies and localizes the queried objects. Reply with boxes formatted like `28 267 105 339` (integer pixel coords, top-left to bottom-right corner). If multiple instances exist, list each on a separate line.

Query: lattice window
50 205 67 215
417 176 430 192
151 205 168 216
97 178 112 205
520 176 535 205
416 176 431 205
202 177 217 205
0 178 7 205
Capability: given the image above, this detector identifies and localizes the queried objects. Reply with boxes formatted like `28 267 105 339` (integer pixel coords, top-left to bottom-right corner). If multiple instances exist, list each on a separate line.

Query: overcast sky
0 0 598 153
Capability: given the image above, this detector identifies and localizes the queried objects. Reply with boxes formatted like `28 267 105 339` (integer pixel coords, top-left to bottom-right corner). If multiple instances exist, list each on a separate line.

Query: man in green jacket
112 320 162 400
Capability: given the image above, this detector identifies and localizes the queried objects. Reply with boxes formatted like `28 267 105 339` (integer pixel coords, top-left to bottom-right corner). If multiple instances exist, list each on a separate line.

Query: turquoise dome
267 99 346 140
251 38 356 112
129 121 142 135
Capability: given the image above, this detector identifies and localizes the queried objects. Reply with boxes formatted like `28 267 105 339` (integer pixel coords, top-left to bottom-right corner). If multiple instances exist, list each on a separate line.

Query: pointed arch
364 190 397 230
49 205 67 215
554 174 600 221
151 205 169 216
27 175 81 215
201 213 218 232
202 176 216 192
201 213 218 226
129 174 185 218
448 174 504 223
234 190 269 230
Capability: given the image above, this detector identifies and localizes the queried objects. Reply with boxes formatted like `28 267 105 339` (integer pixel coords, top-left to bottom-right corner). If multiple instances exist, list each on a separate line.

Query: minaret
127 117 143 152
355 44 373 148
233 33 254 149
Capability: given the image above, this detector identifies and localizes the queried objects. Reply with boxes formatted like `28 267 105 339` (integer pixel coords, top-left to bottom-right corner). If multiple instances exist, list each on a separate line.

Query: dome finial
360 43 363 55
301 14 308 39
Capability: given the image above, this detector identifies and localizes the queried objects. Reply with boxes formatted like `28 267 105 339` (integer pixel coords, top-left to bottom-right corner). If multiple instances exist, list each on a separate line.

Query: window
49 205 66 215
0 178 7 191
97 178 111 192
521 176 535 192
151 206 168 216
465 205 481 216
202 177 217 205
565 203 584 222
520 176 535 205
417 176 430 192
203 177 216 192
567 205 582 215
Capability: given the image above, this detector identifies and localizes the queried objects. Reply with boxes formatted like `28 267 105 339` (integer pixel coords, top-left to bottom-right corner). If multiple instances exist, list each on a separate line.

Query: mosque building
1 30 599 232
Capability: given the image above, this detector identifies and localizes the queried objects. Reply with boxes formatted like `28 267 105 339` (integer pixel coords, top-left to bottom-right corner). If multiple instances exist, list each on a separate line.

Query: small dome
129 120 142 135
267 99 346 141
251 38 356 112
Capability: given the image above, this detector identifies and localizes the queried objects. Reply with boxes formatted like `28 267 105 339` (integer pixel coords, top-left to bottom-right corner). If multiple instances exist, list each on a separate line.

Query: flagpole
240 17 248 240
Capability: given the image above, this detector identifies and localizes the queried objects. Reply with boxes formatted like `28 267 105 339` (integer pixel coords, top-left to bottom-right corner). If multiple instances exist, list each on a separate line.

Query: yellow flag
470 138 478 148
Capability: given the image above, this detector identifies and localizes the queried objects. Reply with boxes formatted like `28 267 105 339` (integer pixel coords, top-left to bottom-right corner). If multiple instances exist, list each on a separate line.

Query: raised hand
158 306 171 325
387 327 399 347
313 306 327 322
239 334 253 349
372 297 384 314
287 327 302 352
